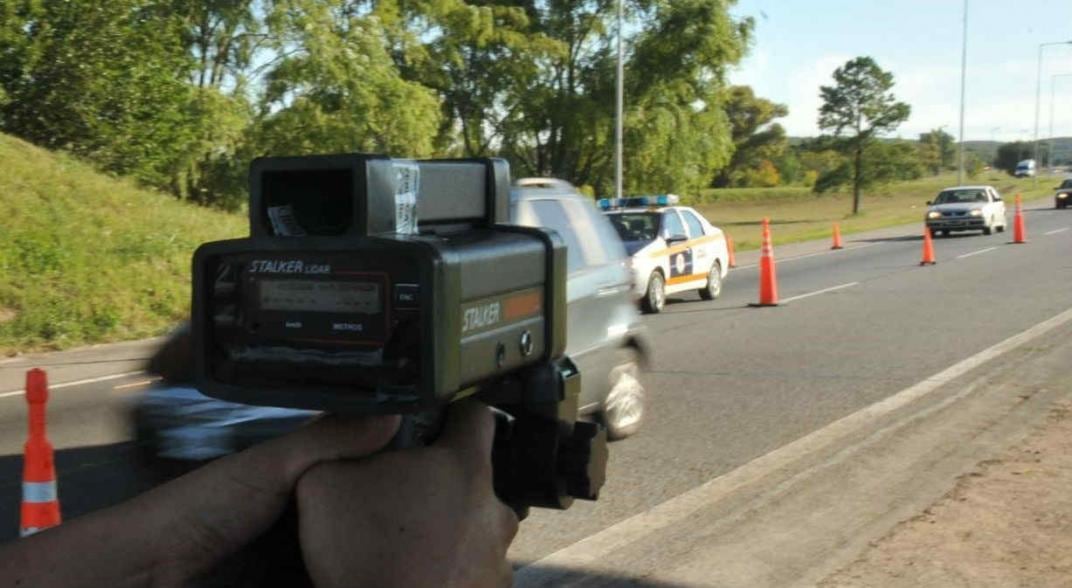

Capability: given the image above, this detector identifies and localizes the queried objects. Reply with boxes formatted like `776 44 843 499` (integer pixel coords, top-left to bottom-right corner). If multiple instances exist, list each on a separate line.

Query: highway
0 206 1070 582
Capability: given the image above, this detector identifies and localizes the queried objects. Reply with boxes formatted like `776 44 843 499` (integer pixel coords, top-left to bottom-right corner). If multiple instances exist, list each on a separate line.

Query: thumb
276 414 402 482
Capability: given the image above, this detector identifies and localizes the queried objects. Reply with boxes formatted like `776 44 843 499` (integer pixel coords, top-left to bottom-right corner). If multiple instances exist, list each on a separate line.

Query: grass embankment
688 173 1061 251
0 133 244 354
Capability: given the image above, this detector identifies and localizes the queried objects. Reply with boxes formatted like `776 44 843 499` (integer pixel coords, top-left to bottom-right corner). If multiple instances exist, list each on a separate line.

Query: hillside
0 133 245 354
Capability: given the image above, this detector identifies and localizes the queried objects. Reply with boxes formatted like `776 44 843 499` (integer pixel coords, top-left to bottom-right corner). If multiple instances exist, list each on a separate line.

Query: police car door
661 210 692 291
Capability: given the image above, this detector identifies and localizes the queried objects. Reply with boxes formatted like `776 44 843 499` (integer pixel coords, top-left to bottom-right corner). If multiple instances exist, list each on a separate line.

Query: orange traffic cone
726 233 737 268
750 218 779 306
831 222 844 250
21 368 61 537
920 226 937 266
1013 193 1027 244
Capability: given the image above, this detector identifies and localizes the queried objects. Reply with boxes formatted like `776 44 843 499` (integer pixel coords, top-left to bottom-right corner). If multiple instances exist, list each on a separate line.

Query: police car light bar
597 194 679 210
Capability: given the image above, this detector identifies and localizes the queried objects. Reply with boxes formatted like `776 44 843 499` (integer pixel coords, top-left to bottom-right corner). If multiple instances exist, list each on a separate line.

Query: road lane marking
0 370 145 399
735 242 879 270
515 305 1072 585
780 282 859 304
955 246 998 259
1044 227 1069 236
113 378 160 391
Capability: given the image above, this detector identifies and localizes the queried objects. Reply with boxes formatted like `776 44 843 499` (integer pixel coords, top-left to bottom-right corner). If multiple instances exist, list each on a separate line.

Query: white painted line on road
780 282 859 304
955 246 998 260
0 370 145 399
515 305 1072 585
735 242 880 270
113 378 160 391
1044 227 1069 236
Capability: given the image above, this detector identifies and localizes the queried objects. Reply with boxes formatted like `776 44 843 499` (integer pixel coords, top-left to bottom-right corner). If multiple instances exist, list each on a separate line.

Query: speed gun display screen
259 280 382 314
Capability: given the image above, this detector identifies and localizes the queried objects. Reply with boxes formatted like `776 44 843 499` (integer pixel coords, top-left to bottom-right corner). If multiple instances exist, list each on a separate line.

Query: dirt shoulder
821 399 1072 587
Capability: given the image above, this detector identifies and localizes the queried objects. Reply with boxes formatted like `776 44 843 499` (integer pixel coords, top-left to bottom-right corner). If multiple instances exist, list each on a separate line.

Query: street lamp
956 0 968 185
1048 73 1072 170
1033 40 1072 184
614 0 624 200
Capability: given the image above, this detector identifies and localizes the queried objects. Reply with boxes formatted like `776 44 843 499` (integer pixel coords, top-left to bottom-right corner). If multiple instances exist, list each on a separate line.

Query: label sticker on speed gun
393 160 420 235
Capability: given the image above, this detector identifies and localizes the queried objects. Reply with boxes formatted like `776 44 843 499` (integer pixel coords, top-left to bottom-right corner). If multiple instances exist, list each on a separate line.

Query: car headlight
1059 193 1069 199
969 209 983 217
927 211 942 219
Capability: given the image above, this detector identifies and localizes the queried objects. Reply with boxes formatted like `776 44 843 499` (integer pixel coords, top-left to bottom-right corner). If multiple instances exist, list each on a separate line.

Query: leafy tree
741 159 780 187
0 0 200 189
814 140 921 193
917 128 955 175
254 0 442 158
817 56 911 213
994 141 1047 174
713 85 788 187
964 151 985 179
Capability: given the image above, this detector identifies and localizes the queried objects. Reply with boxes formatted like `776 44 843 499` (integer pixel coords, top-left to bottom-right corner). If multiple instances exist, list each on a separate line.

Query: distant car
132 180 652 469
1055 178 1072 209
1014 159 1036 178
599 195 729 313
925 186 1007 237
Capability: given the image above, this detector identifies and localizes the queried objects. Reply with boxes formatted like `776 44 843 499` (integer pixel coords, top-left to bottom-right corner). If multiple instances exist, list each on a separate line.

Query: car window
682 210 706 238
559 198 618 268
1061 179 1072 189
935 189 986 204
663 210 686 238
514 199 584 272
607 212 660 242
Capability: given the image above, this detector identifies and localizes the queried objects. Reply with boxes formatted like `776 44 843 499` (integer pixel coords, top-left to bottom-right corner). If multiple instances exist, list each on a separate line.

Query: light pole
957 0 968 185
614 0 624 200
1049 73 1072 170
1033 40 1072 185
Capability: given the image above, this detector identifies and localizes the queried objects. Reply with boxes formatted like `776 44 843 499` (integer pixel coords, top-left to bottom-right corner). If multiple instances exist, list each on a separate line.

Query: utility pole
957 0 968 185
614 0 624 200
1033 41 1072 185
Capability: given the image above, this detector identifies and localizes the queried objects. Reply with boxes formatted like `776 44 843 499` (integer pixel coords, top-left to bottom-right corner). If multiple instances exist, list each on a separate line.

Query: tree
713 85 788 187
0 1 200 189
813 140 922 194
917 128 955 175
818 57 910 214
994 141 1047 175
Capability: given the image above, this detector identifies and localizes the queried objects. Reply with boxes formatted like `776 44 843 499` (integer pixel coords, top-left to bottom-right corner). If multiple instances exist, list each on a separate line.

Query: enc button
395 284 420 309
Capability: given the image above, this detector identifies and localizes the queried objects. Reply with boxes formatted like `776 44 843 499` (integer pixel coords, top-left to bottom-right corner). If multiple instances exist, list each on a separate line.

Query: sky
727 0 1072 142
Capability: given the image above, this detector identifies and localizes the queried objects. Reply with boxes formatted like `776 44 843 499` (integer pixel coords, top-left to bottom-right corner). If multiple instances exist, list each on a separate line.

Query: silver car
925 185 1007 237
133 179 650 467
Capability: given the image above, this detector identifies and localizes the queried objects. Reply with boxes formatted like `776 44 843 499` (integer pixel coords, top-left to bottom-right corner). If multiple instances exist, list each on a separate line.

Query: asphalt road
0 206 1069 572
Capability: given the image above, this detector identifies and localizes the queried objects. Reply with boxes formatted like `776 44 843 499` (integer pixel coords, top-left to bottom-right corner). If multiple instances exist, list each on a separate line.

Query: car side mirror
925 200 933 206
665 234 688 245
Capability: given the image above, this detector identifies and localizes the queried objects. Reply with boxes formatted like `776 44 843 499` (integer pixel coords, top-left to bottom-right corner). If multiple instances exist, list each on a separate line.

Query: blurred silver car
133 178 650 467
925 185 1007 237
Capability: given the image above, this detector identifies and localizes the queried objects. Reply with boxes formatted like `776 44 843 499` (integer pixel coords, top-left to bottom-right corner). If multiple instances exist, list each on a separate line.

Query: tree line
0 2 1033 215
0 0 761 209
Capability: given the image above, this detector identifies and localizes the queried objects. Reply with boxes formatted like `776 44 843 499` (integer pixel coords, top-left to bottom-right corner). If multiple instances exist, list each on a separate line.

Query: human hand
296 400 519 588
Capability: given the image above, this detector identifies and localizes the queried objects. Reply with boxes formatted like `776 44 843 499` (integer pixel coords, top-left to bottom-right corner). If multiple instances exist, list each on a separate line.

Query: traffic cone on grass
920 226 937 266
20 369 61 537
1013 194 1027 244
726 233 737 268
750 218 779 306
831 223 844 250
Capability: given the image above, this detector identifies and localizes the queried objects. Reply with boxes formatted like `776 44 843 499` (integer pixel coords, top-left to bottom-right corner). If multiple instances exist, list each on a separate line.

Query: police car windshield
608 212 660 242
934 190 986 204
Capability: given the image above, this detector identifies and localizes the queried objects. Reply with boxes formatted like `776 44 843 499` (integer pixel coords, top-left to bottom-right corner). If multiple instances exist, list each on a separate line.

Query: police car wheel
699 261 722 300
603 349 646 440
641 271 665 314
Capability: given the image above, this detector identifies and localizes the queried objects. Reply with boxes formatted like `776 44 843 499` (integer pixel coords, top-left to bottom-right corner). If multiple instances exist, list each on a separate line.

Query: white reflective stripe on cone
20 526 44 538
22 481 58 503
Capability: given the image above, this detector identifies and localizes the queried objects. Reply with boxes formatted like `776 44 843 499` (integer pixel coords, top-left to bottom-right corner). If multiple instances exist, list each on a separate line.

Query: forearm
0 442 292 588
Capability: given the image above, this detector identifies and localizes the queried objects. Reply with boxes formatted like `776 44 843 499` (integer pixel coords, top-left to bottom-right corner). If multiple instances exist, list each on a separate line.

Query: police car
599 195 730 313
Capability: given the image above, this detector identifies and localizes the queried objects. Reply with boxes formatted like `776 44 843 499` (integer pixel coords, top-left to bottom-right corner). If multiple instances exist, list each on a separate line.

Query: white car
925 185 1007 237
599 195 729 313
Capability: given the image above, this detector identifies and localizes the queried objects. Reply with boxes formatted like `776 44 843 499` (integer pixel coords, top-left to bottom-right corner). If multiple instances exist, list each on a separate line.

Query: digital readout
259 280 381 314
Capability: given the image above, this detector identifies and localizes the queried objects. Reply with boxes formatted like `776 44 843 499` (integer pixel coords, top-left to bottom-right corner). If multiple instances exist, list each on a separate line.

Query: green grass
0 133 245 354
688 173 1061 252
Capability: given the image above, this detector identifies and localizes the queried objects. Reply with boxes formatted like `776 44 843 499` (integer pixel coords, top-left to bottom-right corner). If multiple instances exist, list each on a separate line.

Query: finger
276 414 402 481
436 399 495 466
